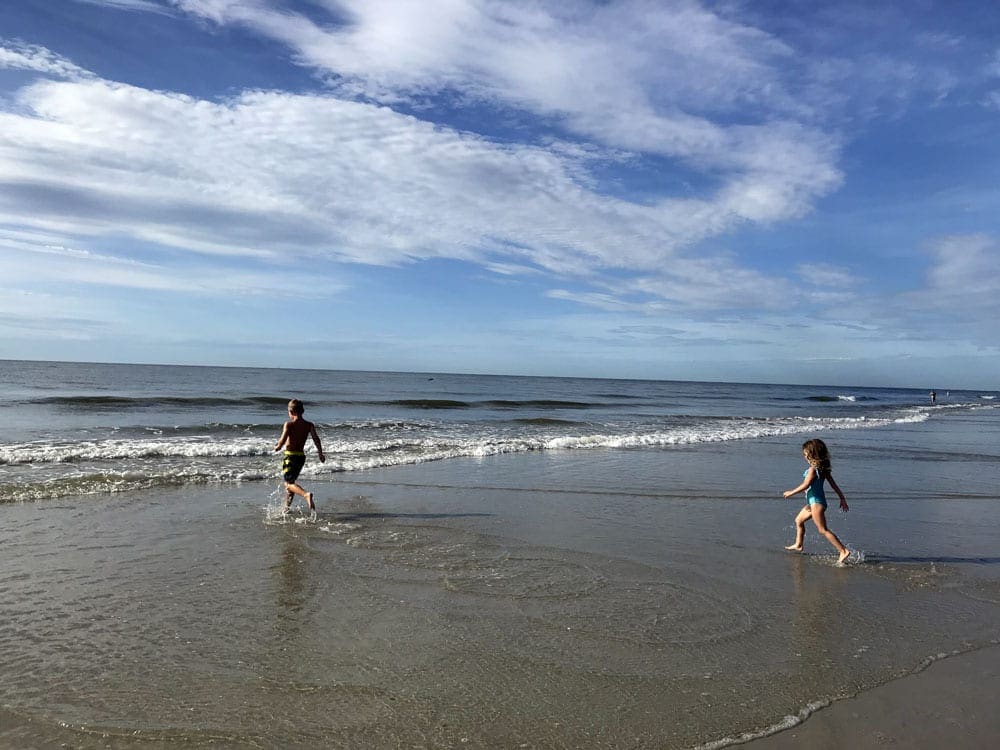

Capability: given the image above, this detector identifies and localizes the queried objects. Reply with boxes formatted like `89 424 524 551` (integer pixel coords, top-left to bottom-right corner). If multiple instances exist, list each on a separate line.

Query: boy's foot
306 493 315 511
838 549 851 565
784 544 803 551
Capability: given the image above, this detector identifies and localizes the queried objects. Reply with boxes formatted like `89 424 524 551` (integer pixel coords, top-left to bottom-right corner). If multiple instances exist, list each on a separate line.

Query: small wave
2 411 930 471
692 699 831 750
0 437 270 465
482 399 595 409
0 468 270 503
21 395 290 410
590 393 647 400
315 412 931 471
326 419 432 430
514 417 584 426
387 399 472 409
0 409 935 501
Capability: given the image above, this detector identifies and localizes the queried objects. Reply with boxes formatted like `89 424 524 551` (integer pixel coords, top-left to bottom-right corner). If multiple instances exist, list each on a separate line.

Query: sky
0 1 999 388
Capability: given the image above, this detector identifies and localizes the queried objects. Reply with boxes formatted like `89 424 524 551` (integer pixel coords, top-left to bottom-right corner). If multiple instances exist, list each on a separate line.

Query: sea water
2 360 994 504
1 360 998 748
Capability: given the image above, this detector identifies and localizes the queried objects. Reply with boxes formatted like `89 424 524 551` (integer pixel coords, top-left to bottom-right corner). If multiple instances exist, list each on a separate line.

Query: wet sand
745 644 1000 749
1 424 998 748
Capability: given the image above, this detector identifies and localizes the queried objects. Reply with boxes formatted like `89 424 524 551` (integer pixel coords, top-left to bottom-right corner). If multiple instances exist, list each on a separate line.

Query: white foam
312 412 931 473
691 699 831 750
319 522 362 534
0 437 269 464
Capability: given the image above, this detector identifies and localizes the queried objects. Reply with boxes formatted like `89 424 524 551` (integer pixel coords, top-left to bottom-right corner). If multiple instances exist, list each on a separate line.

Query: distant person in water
782 438 851 564
930 390 937 403
274 399 325 512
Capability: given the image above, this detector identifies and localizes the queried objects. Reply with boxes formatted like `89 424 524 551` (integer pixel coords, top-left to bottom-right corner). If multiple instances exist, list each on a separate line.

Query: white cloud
74 0 173 13
796 263 860 288
167 0 843 223
924 234 1000 303
0 56 836 307
0 233 341 298
987 50 1000 78
0 41 91 80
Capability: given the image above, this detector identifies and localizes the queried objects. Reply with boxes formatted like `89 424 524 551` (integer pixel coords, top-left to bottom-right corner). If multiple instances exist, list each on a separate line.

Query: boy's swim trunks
282 451 306 483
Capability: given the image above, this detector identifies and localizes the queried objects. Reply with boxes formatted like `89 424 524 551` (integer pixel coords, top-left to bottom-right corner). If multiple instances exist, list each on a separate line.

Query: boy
274 398 325 511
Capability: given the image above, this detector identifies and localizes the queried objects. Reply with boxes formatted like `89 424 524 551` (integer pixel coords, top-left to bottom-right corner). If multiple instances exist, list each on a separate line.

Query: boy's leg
284 482 316 511
285 482 308 498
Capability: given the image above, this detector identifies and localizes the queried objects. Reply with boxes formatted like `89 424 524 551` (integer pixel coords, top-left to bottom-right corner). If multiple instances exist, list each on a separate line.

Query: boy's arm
310 423 325 462
274 422 289 452
783 468 814 498
827 474 849 511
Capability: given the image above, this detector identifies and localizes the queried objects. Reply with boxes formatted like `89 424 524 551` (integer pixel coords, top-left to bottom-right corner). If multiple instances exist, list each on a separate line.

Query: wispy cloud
0 41 91 80
796 263 861 288
0 233 342 297
74 0 173 13
0 46 836 308
924 234 1000 305
167 1 844 219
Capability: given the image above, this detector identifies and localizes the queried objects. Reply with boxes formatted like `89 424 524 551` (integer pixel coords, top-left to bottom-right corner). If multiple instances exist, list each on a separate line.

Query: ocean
1 360 998 748
2 360 994 504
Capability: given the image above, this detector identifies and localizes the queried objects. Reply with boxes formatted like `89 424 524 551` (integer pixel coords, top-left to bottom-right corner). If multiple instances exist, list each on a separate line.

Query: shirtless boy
274 399 325 511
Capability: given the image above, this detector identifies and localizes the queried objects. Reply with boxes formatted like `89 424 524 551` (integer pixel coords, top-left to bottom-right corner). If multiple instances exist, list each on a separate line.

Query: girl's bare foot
785 544 803 551
838 549 851 565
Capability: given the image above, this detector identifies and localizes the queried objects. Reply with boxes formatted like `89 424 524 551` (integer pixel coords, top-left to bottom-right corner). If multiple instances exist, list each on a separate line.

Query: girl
783 438 851 564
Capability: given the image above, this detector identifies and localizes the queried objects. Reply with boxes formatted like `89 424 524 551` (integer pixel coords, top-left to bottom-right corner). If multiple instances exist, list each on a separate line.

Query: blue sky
1 0 998 388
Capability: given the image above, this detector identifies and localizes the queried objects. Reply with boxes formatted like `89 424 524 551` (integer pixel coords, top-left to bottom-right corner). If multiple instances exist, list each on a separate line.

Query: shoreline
739 642 1000 749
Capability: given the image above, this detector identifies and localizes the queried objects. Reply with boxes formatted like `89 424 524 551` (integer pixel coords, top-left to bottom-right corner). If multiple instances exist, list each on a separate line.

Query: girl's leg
785 506 811 550
810 505 850 563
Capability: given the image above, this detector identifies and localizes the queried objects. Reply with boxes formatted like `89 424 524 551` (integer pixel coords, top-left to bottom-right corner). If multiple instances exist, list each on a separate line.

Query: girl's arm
827 473 849 512
783 467 815 498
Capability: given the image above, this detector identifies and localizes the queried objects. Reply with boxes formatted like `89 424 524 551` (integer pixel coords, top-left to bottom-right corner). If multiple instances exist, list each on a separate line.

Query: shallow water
1 412 998 749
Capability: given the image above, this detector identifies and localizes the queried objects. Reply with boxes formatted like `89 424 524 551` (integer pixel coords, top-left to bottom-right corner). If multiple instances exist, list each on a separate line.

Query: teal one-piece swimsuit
804 468 827 508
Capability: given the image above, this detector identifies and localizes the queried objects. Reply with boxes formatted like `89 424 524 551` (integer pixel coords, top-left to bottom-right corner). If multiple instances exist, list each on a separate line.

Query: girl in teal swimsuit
782 438 851 564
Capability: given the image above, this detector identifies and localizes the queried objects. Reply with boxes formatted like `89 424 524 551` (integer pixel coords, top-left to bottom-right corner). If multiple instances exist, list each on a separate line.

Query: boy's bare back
280 417 315 452
274 399 325 459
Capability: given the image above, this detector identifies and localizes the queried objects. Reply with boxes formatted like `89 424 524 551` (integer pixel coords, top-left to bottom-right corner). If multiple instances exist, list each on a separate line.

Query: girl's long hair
802 438 832 475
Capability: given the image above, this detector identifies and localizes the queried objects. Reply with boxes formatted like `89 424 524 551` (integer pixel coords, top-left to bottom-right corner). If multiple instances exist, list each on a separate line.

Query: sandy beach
745 644 1000 749
2 422 998 748
2 364 998 748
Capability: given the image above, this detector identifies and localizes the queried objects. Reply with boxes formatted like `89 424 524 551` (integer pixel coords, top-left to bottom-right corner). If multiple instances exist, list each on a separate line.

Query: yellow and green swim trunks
282 450 306 482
